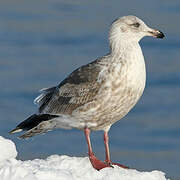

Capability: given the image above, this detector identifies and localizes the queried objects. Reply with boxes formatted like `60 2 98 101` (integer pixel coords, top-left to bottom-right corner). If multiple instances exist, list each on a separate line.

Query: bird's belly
94 84 144 129
73 78 145 130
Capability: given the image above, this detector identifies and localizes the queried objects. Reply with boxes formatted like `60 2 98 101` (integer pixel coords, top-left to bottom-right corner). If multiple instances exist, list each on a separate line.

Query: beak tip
156 31 165 39
149 30 165 39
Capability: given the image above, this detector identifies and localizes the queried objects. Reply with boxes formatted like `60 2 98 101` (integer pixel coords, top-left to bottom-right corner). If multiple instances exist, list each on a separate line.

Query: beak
148 29 165 39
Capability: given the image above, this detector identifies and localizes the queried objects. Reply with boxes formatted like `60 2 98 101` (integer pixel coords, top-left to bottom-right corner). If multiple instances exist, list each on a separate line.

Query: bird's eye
132 22 140 28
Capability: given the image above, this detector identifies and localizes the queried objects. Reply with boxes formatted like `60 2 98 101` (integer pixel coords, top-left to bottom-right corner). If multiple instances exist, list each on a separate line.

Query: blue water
0 1 180 179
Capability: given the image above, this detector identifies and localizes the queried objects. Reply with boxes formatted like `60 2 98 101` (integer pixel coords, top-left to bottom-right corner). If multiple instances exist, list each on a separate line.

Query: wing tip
9 127 22 134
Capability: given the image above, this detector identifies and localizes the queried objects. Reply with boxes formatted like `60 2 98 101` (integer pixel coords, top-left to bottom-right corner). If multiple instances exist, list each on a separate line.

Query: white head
109 15 164 50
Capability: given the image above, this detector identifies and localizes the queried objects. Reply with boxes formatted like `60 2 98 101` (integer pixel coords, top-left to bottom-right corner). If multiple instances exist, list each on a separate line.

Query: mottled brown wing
38 59 102 115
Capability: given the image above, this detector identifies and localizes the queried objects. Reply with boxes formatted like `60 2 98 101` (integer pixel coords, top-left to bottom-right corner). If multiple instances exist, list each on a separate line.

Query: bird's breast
111 50 146 96
91 48 146 128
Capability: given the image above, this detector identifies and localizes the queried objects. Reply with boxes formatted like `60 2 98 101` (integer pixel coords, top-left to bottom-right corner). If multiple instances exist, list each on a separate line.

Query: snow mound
0 136 17 162
0 136 169 180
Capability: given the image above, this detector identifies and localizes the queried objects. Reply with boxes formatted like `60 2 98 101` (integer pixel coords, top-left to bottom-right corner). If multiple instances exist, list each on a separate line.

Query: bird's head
109 15 165 46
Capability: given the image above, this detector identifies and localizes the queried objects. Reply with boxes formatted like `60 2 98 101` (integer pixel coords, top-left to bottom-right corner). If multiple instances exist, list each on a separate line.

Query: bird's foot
104 159 129 169
111 162 129 169
89 153 129 170
89 153 112 170
89 154 129 170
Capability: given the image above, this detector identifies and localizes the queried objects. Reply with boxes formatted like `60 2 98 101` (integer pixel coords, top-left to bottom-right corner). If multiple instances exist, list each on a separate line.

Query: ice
0 136 169 180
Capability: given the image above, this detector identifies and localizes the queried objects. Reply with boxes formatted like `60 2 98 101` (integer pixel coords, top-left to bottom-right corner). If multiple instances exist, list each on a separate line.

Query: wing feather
36 59 102 115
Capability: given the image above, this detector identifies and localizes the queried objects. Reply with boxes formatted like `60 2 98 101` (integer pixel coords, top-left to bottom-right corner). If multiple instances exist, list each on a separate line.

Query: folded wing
35 59 102 115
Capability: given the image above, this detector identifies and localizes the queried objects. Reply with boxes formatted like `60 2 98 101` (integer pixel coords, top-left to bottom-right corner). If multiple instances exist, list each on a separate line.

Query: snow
0 136 169 180
0 136 17 162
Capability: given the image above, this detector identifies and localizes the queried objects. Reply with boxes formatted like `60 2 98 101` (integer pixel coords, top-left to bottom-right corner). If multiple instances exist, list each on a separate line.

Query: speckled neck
110 40 142 63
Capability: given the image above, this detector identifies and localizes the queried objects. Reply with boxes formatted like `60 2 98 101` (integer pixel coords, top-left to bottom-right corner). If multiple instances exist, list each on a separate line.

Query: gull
10 15 164 170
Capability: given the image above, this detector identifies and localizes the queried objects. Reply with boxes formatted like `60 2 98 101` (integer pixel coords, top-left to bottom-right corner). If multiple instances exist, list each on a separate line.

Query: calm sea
0 0 179 179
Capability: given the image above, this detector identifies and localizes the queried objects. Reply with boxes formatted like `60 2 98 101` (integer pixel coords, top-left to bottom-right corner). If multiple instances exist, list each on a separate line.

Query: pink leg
84 127 111 170
104 131 111 164
104 131 129 169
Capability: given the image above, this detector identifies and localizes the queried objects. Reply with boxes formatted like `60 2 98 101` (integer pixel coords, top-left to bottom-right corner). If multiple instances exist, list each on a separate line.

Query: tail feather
18 119 57 139
9 114 59 138
10 113 81 139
